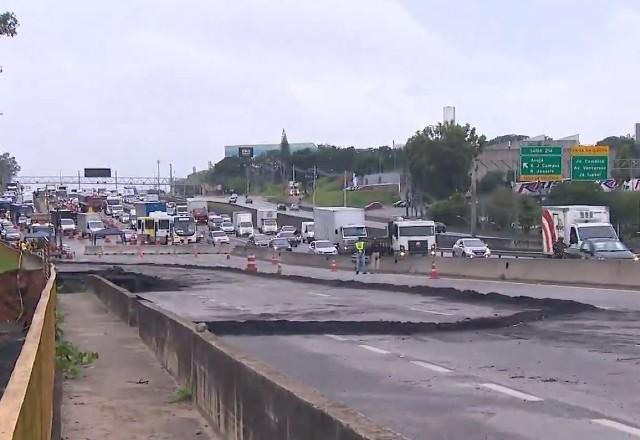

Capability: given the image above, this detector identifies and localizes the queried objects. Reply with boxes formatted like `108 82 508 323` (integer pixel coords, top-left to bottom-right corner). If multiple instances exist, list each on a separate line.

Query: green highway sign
570 145 609 181
520 145 563 181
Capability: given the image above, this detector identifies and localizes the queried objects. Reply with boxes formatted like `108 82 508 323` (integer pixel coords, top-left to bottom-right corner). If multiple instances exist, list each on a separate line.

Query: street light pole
156 160 160 191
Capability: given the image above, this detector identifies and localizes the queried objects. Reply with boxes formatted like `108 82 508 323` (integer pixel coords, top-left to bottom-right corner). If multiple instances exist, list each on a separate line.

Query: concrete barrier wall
232 245 640 288
89 275 402 440
89 275 139 326
0 267 57 440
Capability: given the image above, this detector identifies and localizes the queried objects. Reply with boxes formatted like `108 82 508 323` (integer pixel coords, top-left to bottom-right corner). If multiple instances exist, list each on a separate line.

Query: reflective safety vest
355 241 365 253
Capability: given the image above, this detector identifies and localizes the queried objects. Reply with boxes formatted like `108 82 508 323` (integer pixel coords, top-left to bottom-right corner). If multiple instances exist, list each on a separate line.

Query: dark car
435 222 447 234
245 197 253 204
277 230 300 247
576 238 637 261
269 237 292 252
393 200 407 208
277 203 287 212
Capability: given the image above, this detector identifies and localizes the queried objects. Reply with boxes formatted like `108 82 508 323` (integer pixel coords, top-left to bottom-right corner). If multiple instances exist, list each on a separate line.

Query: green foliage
56 340 98 379
518 196 539 233
486 134 528 145
55 311 98 379
0 153 20 189
405 122 486 200
168 386 192 403
0 12 18 37
280 130 290 157
608 191 640 237
478 171 506 194
546 181 607 206
430 193 467 225
482 187 518 229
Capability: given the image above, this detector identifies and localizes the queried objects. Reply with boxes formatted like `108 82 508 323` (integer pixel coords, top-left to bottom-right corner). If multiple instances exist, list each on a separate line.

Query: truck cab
388 218 436 255
233 211 254 237
257 209 278 234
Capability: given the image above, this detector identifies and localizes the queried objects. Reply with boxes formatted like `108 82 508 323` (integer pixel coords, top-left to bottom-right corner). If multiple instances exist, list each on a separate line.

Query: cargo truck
187 199 209 224
232 211 253 237
387 218 436 256
313 207 367 254
256 208 278 234
541 205 618 256
77 212 105 239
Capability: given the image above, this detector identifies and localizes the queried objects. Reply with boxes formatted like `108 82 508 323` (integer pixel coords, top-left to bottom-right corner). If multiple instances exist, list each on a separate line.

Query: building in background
224 143 318 158
635 123 640 145
443 106 456 124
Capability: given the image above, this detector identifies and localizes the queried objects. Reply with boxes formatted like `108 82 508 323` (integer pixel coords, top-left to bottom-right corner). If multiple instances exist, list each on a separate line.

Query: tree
280 129 290 157
405 122 486 201
546 181 607 206
518 196 539 233
0 12 18 37
430 193 467 226
478 171 506 194
482 187 518 230
0 153 19 189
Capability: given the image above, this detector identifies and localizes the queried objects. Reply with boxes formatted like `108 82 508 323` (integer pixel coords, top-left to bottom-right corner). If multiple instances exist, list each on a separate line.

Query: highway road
61 263 640 439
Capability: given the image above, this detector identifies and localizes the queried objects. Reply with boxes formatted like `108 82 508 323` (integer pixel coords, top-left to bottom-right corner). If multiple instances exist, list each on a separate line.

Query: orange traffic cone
226 251 230 260
138 248 144 260
193 248 198 258
271 251 278 265
331 259 337 272
277 261 282 275
429 260 439 279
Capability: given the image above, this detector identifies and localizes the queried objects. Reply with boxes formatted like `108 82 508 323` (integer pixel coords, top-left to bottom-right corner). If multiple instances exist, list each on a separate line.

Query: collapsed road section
55 263 640 440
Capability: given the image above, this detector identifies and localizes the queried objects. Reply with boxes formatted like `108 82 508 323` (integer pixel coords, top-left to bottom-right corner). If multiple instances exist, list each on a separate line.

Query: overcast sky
1 0 638 177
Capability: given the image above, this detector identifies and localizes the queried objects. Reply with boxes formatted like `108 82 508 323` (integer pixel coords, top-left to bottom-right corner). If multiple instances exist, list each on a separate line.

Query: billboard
238 147 254 158
84 168 111 178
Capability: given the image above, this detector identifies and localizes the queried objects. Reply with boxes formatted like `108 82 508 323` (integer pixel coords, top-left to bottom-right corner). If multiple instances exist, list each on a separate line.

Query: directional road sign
520 145 563 182
571 145 609 181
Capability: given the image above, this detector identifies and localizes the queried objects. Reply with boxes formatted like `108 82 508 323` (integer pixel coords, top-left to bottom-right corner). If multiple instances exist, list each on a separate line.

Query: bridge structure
16 175 181 189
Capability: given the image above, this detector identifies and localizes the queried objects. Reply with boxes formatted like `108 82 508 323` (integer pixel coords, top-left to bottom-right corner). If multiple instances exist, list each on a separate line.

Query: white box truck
541 205 618 256
232 211 253 237
313 207 367 253
388 218 436 255
77 212 105 239
256 208 278 234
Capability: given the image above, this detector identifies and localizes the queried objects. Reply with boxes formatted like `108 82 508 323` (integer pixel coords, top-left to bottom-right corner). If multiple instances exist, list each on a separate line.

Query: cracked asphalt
58 263 640 439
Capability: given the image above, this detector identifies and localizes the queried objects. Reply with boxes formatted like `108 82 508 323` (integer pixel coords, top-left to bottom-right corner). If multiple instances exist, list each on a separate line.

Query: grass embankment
256 177 399 208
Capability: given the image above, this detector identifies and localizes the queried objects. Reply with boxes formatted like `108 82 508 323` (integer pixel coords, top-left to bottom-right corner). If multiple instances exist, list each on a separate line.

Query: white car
229 193 238 204
60 218 76 235
309 240 338 255
221 215 231 223
452 238 491 258
220 221 235 233
280 225 296 234
208 230 230 245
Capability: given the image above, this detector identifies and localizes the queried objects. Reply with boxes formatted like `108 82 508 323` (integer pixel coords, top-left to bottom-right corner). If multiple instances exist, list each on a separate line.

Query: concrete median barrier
88 275 403 440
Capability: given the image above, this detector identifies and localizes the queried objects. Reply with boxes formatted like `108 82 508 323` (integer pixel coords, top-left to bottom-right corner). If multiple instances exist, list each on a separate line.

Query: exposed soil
0 323 25 397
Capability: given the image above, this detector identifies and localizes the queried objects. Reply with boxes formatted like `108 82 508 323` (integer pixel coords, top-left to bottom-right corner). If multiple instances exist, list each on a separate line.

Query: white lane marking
358 344 391 355
307 292 331 297
592 419 640 437
480 383 543 402
324 334 348 342
410 360 452 373
409 307 454 316
208 299 217 302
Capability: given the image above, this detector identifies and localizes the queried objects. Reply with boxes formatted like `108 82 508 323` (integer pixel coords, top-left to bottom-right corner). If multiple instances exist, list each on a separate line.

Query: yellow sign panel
519 174 563 182
571 145 609 156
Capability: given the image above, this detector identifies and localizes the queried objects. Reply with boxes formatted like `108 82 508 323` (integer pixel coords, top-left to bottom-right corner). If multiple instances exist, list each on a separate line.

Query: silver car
452 238 491 258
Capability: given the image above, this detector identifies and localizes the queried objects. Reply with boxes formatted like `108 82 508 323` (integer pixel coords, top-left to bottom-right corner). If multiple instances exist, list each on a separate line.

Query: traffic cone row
429 260 439 279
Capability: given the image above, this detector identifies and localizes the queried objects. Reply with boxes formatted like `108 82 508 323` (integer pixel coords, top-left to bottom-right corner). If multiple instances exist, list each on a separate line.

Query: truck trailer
313 207 367 253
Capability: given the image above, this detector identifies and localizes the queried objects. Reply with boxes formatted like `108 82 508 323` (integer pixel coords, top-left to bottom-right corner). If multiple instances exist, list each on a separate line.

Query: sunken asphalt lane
58 262 640 440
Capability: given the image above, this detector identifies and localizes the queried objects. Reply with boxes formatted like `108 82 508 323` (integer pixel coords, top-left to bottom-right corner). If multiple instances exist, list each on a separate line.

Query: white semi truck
256 208 278 234
232 211 253 237
387 218 436 255
541 205 618 256
313 207 367 253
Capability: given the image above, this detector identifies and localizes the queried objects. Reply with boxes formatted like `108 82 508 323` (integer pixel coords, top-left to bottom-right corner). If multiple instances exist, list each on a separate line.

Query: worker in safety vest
355 237 366 274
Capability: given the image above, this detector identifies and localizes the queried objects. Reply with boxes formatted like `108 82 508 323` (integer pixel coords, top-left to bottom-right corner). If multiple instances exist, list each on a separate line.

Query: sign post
519 146 562 181
571 145 609 181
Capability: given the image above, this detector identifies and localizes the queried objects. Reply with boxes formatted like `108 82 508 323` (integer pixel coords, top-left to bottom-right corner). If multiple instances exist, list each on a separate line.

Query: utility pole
169 163 173 195
77 170 81 192
312 165 317 207
470 156 478 237
156 160 160 191
115 170 118 193
343 170 347 207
